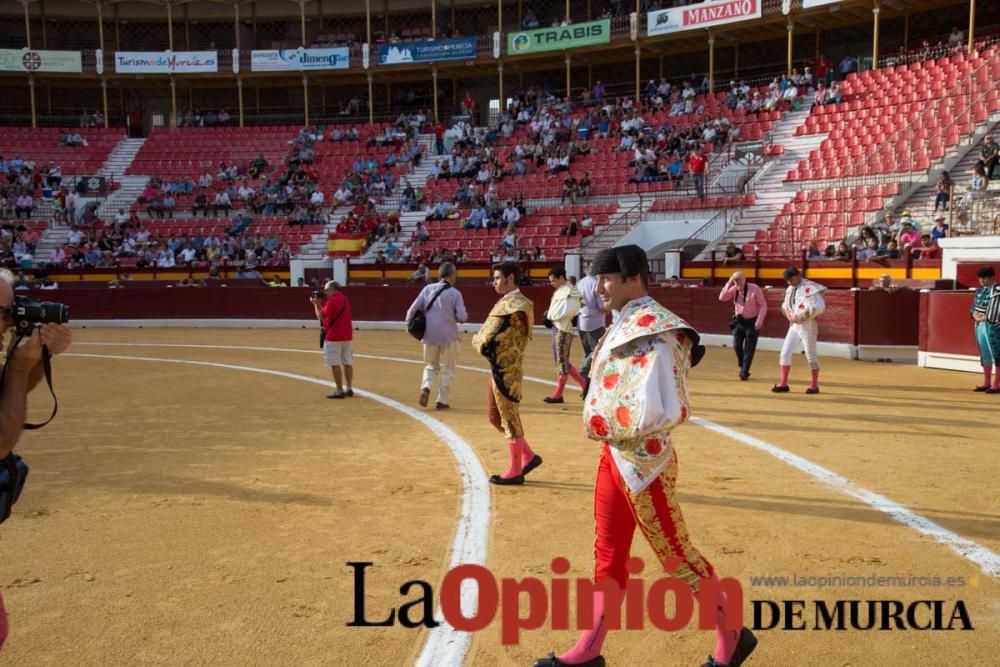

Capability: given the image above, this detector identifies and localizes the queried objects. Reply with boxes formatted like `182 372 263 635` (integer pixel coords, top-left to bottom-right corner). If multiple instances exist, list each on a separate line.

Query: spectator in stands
561 217 579 237
871 274 896 292
723 242 745 262
161 194 176 219
408 263 431 284
961 163 988 210
561 175 579 204
834 241 851 260
806 242 825 260
13 192 32 220
931 214 950 241
914 234 941 259
502 225 517 251
213 190 232 216
838 54 857 80
687 146 708 200
935 171 953 211
948 27 965 48
979 135 998 181
898 222 921 252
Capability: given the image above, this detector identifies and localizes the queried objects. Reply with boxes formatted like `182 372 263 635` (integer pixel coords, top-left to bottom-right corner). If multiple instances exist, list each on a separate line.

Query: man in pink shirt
719 271 768 381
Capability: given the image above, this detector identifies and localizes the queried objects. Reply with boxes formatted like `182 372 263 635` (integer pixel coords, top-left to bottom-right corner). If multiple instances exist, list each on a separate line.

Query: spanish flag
328 232 367 256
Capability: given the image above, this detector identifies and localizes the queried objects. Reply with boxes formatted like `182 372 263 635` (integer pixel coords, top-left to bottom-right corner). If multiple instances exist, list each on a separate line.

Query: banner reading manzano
115 51 218 74
0 49 82 73
647 0 761 36
507 19 610 56
378 37 477 65
251 48 349 71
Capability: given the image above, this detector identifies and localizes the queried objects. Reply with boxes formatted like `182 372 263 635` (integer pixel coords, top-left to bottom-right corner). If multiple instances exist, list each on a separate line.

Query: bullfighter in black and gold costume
472 261 543 485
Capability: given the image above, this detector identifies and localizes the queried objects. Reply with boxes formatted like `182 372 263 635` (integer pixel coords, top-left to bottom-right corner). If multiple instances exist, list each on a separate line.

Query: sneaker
419 388 430 407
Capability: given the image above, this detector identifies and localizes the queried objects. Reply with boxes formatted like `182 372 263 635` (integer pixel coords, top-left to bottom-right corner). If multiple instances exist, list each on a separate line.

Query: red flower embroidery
616 406 631 428
631 354 649 368
805 288 811 294
676 332 686 344
680 405 688 421
589 415 609 437
590 398 597 406
645 439 662 456
798 304 805 310
602 373 620 390
637 313 657 328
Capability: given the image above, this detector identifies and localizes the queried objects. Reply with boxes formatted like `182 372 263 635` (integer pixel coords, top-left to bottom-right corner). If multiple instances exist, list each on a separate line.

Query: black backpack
407 283 451 341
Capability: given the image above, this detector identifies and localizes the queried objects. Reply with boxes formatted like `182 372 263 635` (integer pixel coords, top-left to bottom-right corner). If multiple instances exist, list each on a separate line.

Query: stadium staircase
699 109 821 255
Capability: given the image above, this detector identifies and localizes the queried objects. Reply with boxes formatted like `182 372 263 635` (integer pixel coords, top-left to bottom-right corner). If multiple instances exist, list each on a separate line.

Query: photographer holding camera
0 268 72 648
310 280 354 399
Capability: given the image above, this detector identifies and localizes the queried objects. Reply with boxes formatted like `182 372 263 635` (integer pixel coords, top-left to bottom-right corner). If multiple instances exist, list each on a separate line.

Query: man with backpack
405 263 468 409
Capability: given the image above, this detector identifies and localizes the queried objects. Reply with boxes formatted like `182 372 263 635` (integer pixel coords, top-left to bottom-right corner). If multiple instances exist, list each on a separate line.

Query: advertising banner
0 49 82 73
250 47 349 71
377 38 477 65
647 0 761 36
114 51 218 74
803 0 841 7
507 19 611 56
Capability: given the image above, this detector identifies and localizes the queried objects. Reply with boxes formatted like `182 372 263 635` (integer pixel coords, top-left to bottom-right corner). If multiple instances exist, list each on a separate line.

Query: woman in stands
935 171 953 211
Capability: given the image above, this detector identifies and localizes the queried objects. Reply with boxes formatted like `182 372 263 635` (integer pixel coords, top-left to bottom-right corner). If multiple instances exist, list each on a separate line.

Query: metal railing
678 206 735 260
579 197 643 262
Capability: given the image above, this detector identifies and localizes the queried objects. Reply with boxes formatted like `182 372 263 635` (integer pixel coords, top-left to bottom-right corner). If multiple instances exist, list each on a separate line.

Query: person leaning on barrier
0 268 73 649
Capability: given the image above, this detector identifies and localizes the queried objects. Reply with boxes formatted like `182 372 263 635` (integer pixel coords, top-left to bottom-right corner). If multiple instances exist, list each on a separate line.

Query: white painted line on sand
66 352 488 667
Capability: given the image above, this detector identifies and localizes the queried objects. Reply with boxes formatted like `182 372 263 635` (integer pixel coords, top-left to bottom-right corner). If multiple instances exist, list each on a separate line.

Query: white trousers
779 319 820 370
421 340 460 404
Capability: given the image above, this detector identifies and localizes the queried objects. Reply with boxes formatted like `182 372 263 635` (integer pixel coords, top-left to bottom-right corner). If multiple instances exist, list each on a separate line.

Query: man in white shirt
542 266 587 404
310 190 325 207
405 262 468 409
502 202 520 226
576 271 607 398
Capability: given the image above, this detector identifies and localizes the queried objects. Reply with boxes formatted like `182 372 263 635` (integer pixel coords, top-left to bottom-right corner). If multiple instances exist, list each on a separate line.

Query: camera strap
0 335 58 431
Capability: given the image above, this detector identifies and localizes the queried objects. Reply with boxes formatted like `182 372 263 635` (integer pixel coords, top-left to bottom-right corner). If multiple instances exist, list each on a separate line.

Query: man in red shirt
687 147 709 200
434 122 445 156
311 280 354 399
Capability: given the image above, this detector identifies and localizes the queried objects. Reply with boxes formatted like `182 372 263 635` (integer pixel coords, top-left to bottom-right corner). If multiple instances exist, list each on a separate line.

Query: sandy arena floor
1 327 997 666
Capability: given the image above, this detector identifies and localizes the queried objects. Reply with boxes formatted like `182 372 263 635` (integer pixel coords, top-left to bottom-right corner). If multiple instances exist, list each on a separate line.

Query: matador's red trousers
594 443 714 591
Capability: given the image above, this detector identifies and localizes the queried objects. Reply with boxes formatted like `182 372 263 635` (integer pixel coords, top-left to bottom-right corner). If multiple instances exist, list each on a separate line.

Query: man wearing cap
472 261 542 485
971 266 1000 393
719 271 768 381
773 267 826 394
310 281 354 399
405 262 468 409
533 245 757 667
543 266 587 404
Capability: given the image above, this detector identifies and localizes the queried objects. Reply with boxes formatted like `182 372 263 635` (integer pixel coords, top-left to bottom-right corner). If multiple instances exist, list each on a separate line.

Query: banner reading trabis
0 49 82 73
115 51 218 74
647 0 761 36
507 19 610 56
251 48 350 71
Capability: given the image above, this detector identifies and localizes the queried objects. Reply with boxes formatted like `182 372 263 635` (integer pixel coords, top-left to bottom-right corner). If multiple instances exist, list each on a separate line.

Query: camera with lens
10 295 70 336
311 290 324 299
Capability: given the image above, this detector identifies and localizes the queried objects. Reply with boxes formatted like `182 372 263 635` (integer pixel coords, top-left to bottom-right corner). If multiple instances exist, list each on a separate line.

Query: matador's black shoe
700 627 758 667
534 653 605 667
770 384 790 393
489 474 525 486
973 385 990 392
543 396 565 404
522 455 543 476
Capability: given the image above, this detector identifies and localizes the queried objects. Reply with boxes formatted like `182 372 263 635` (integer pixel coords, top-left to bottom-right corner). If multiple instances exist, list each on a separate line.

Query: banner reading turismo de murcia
647 0 761 36
507 19 611 56
115 51 218 74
